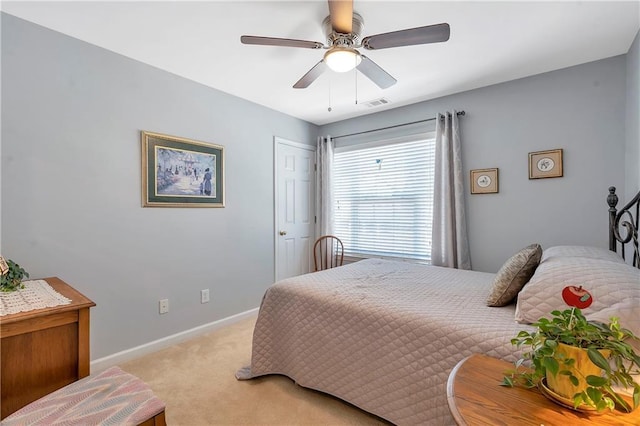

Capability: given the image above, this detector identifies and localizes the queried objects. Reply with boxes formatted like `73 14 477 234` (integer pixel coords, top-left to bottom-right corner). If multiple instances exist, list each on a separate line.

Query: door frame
273 136 316 283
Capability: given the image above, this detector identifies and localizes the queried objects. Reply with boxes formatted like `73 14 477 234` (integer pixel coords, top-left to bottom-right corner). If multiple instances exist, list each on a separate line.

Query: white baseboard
90 307 259 372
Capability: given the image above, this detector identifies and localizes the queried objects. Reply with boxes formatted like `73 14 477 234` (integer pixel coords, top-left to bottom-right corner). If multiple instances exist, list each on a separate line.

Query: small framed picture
529 149 563 179
470 168 499 194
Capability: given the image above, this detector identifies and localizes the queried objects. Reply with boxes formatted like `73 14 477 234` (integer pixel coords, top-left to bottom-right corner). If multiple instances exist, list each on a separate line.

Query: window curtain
316 136 335 237
431 111 471 269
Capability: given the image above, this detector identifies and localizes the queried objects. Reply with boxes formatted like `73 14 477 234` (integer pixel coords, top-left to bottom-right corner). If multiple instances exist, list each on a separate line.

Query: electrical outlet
201 289 210 304
159 299 169 314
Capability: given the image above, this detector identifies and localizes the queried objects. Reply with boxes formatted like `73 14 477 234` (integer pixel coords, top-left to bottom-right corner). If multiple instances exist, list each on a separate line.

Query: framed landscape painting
141 131 225 207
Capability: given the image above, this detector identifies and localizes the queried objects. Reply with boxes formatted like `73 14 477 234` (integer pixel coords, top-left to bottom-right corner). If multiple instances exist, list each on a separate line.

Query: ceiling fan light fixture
324 47 361 73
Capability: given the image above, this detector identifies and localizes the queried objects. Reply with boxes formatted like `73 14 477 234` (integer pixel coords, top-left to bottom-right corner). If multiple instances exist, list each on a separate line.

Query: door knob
279 230 287 236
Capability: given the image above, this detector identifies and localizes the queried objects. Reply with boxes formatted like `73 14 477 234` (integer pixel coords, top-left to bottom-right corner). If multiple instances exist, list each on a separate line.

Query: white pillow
515 257 640 324
587 298 640 394
540 245 624 264
587 298 640 338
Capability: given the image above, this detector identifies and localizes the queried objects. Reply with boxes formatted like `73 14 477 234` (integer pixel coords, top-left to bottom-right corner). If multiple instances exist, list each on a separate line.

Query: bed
237 187 640 425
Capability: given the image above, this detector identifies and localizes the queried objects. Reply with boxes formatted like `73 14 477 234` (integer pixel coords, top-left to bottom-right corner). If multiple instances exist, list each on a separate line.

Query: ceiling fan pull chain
354 65 358 105
328 78 332 112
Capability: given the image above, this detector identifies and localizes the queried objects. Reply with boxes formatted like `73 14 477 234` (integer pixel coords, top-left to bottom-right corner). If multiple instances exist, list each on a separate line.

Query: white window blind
333 135 435 262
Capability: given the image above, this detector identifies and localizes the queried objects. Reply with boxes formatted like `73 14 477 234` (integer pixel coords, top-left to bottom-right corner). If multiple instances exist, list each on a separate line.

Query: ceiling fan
241 0 450 90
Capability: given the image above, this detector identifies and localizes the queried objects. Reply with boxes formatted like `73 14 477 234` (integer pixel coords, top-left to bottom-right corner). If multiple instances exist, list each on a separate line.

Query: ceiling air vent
362 98 391 108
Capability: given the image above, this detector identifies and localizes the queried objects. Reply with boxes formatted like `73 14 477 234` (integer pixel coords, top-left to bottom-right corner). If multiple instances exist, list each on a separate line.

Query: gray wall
626 30 640 202
1 14 318 359
2 13 636 360
321 56 628 273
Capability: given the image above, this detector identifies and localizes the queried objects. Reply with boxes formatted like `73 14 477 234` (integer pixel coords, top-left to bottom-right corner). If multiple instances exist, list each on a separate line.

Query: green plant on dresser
0 257 29 292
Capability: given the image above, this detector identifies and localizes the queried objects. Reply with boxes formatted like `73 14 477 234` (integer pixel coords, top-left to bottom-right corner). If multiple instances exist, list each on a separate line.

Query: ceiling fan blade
356 56 397 89
293 60 328 89
328 0 353 34
362 23 450 50
241 35 323 49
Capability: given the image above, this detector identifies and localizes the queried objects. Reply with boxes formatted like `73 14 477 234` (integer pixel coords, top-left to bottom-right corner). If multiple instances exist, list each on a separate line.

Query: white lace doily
0 280 72 316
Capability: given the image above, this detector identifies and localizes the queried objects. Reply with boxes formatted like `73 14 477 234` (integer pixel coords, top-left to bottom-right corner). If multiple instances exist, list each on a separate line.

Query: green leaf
586 387 602 404
569 375 579 386
543 357 559 377
596 399 609 412
501 377 513 387
587 348 610 373
604 385 632 413
540 348 554 357
585 375 607 387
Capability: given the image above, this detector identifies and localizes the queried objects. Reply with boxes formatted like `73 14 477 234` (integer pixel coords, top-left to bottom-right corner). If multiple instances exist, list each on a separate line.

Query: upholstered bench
2 366 166 425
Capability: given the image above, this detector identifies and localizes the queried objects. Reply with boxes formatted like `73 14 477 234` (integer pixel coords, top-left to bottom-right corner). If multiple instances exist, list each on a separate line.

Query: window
333 134 435 262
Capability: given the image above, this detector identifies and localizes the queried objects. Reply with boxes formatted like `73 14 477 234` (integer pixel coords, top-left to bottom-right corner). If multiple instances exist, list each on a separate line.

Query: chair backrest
313 235 344 271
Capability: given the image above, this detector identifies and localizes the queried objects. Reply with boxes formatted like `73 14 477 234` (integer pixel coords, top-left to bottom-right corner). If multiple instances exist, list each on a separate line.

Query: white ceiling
2 1 639 126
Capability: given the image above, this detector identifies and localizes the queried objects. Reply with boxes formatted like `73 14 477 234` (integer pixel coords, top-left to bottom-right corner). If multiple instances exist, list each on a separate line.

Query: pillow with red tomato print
515 256 640 324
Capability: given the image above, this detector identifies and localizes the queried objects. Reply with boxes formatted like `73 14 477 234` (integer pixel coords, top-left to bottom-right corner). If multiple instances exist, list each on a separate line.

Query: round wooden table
446 353 640 425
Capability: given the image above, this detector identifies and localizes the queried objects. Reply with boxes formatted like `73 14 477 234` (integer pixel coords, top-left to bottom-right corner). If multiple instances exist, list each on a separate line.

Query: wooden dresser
0 277 95 419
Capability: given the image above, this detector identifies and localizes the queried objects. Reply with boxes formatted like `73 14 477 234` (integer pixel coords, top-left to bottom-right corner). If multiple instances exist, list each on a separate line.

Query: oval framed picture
470 168 499 194
529 149 563 179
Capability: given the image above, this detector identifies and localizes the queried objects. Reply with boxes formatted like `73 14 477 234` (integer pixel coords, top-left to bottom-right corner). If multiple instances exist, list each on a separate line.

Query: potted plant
503 286 640 413
0 256 30 292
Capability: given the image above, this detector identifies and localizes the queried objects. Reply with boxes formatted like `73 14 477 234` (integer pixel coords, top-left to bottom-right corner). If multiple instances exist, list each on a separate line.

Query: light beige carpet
120 316 390 425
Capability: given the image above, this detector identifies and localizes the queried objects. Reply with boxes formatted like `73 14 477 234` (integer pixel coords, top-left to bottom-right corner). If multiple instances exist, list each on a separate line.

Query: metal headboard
607 186 640 268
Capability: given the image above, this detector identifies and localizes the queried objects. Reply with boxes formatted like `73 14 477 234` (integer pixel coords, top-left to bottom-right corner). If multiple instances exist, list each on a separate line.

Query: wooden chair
313 235 344 271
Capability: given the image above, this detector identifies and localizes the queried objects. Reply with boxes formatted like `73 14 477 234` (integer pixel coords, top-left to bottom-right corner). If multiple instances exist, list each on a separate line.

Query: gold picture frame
529 149 563 179
470 168 499 194
141 131 225 207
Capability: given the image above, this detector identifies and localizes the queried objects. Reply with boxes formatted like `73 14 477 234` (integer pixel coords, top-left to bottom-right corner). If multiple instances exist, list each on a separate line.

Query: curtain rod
330 110 466 140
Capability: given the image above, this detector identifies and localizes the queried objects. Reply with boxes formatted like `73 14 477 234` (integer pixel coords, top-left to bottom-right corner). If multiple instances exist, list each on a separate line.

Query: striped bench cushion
3 366 165 425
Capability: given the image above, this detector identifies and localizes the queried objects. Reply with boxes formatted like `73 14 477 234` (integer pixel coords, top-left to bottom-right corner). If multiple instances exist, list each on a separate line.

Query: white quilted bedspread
237 259 531 425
